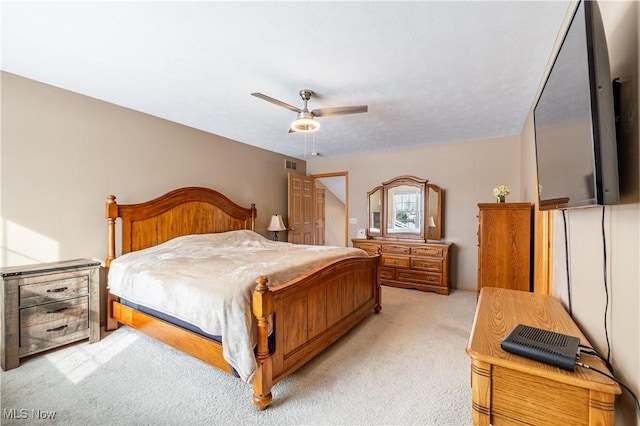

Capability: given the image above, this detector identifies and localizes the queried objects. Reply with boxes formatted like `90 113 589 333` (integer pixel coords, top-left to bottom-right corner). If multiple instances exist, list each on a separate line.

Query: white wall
307 134 522 291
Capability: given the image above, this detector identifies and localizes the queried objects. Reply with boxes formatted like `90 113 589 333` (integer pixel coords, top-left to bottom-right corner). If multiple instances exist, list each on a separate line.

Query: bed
104 186 381 409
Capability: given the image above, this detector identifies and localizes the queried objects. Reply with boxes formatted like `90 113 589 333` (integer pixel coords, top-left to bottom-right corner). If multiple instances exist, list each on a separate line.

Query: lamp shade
267 214 287 232
428 216 436 227
290 117 320 133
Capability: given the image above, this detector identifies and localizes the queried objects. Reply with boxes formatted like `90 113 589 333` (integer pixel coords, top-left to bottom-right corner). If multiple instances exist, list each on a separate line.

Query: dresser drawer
378 267 394 280
354 242 381 255
395 269 443 286
19 296 89 355
382 245 410 255
411 246 444 257
19 275 89 308
381 255 410 268
411 258 443 272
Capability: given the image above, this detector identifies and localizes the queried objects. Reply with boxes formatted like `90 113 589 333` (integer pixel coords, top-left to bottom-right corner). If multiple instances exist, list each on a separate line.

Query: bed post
250 203 257 232
105 195 118 268
252 276 273 410
105 195 119 331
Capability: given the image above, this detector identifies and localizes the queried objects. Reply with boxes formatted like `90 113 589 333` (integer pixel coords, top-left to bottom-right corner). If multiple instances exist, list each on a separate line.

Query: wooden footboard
252 255 380 409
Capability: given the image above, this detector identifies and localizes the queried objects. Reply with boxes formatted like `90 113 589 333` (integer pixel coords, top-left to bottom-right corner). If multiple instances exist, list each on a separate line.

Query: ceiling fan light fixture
290 117 320 133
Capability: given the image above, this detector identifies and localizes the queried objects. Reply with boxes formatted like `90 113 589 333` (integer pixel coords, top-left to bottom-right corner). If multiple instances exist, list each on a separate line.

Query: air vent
285 159 297 171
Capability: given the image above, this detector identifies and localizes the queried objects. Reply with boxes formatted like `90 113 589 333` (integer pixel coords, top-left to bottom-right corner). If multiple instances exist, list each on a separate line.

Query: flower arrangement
493 185 511 203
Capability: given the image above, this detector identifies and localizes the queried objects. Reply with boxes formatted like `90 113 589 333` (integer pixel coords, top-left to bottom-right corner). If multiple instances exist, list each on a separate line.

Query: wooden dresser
466 287 620 426
1 259 101 370
352 239 451 295
477 203 532 293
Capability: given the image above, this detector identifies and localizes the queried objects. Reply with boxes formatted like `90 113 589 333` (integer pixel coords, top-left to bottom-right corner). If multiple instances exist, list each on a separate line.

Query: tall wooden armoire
477 203 532 293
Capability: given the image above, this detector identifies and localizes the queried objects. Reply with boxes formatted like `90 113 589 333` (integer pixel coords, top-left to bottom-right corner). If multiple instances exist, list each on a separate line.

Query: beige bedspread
107 230 368 382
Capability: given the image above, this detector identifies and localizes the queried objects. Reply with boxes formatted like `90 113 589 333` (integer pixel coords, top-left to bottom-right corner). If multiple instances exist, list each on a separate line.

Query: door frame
311 171 348 247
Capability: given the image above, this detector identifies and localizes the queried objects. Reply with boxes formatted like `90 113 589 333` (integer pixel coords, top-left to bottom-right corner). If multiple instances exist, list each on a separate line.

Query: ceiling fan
251 89 368 133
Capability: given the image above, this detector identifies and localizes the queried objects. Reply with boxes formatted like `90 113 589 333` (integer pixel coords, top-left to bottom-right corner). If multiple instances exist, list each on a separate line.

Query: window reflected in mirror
387 185 421 234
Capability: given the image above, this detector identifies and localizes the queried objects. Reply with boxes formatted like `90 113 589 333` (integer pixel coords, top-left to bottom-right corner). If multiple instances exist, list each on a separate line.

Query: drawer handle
46 306 69 314
390 260 399 265
46 325 68 332
47 287 68 293
421 263 432 267
399 273 409 278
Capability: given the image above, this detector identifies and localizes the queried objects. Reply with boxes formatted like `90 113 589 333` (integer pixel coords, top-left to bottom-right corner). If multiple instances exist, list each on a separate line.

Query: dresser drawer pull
420 262 433 268
46 325 68 333
46 287 68 293
46 306 69 314
390 260 400 265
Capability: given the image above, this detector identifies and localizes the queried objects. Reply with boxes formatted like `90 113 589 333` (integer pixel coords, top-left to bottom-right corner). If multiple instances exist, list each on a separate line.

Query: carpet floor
1 286 477 425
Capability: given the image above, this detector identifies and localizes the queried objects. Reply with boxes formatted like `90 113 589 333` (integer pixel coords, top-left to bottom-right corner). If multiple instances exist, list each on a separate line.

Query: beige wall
307 134 522 291
1 72 303 267
323 187 345 247
520 1 639 423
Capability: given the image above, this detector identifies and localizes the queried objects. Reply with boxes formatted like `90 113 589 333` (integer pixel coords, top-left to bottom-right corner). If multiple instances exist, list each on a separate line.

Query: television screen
534 0 619 210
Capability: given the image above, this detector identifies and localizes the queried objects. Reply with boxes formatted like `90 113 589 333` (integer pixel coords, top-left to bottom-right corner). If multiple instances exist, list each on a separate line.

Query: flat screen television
534 0 619 210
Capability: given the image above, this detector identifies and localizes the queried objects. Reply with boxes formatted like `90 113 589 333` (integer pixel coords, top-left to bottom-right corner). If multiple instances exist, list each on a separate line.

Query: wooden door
314 184 325 246
287 173 314 244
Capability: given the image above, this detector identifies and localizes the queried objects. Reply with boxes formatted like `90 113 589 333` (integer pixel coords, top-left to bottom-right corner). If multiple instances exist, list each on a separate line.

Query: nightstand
1 259 101 370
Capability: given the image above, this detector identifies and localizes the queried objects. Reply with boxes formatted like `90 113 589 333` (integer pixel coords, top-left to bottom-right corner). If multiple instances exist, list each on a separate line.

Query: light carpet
1 286 477 425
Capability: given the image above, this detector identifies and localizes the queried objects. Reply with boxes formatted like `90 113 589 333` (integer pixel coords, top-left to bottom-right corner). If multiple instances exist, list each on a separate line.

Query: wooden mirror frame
366 176 443 241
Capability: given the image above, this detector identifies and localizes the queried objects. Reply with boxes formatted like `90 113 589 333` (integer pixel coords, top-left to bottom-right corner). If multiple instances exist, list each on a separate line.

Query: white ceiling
1 1 570 160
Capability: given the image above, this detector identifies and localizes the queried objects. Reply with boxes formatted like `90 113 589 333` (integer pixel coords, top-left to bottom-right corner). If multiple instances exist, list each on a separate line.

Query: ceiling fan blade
311 105 368 117
251 93 301 113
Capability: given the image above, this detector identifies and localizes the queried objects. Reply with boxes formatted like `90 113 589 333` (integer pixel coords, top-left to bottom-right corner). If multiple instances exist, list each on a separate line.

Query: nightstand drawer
19 296 89 355
19 275 89 308
2 259 100 370
411 258 443 272
381 256 410 268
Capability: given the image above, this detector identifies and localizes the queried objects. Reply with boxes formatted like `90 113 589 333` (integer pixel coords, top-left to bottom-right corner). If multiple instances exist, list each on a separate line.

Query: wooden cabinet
352 239 451 295
467 287 620 425
477 203 532 293
1 259 101 370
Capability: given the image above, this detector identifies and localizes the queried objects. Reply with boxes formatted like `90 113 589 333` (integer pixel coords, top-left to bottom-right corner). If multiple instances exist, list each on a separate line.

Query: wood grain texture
2 260 100 370
352 238 451 295
477 203 532 293
105 186 380 410
466 287 620 425
106 187 256 264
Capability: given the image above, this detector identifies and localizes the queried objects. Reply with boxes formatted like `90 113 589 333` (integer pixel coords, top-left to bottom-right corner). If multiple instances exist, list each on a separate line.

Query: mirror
366 176 443 241
367 187 382 237
386 184 423 235
427 184 442 240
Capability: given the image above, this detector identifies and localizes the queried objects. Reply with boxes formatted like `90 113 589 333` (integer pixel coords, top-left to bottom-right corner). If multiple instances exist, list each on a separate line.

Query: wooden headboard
105 187 256 266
